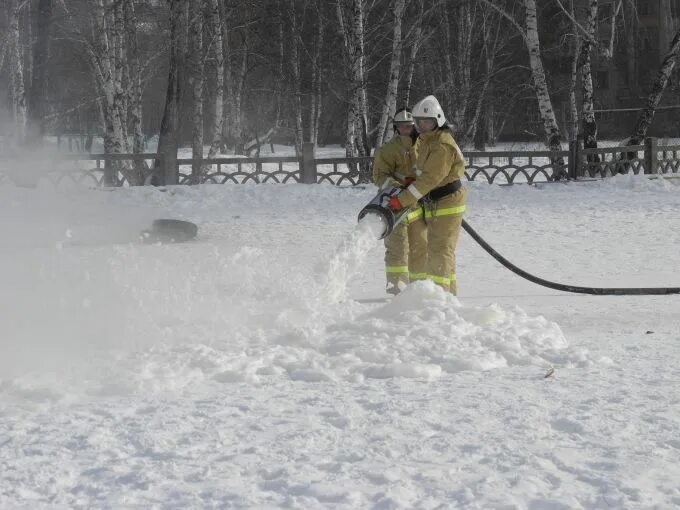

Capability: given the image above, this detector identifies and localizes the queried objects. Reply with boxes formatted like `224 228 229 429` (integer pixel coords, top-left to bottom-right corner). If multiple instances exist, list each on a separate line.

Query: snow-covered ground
1 173 680 508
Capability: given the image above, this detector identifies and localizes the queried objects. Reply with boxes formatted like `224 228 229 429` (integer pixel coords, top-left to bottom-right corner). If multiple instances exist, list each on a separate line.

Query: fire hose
461 219 680 295
359 186 680 296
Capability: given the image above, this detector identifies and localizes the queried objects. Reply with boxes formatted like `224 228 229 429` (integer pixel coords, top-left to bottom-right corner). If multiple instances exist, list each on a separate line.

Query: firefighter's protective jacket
372 135 417 188
397 129 465 208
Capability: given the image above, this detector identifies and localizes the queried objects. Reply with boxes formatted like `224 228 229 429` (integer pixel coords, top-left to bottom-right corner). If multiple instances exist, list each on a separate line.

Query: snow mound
327 281 579 380
596 172 678 191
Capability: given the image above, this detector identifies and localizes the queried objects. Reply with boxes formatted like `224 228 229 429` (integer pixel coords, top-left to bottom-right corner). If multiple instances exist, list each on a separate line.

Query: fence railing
1 138 678 188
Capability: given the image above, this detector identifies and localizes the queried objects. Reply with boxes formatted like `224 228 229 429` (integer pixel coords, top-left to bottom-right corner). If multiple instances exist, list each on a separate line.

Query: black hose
462 219 680 295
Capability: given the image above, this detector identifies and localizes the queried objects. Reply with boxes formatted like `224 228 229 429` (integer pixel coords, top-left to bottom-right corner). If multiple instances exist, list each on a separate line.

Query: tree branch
476 0 528 44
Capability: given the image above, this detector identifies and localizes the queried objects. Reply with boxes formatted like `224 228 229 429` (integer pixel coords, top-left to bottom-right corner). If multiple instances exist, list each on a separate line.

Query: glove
403 176 415 187
387 196 403 210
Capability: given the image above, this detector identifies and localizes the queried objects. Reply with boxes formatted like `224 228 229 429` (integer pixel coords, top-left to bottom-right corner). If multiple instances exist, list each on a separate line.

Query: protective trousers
422 187 467 295
383 209 428 294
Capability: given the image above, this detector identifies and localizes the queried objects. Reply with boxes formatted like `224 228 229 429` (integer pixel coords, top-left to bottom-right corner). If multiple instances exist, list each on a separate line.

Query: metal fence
1 138 679 188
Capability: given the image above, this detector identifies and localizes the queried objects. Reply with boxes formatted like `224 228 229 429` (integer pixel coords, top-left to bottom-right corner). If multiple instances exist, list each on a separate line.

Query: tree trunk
486 96 496 146
524 0 565 179
9 0 27 148
230 34 248 155
189 0 204 182
453 1 473 136
275 0 285 128
567 0 579 141
580 0 598 153
624 0 637 90
340 0 370 173
286 0 303 156
524 0 563 153
309 2 324 146
376 0 406 148
335 0 353 158
124 0 144 183
87 0 127 183
403 0 424 106
207 0 223 159
629 28 680 145
463 7 501 146
27 0 52 147
157 0 188 185
219 1 234 152
336 0 369 181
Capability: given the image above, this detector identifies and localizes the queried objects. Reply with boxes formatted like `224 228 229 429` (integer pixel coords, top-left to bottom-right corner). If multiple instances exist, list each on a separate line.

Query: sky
1 153 680 508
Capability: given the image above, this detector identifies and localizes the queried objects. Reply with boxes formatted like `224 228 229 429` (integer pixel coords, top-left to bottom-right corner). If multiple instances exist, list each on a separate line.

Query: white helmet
412 95 446 128
392 108 414 124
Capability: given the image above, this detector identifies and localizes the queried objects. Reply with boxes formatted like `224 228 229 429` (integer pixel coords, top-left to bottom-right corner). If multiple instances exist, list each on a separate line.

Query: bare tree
629 27 680 145
403 0 424 106
124 0 144 180
440 0 474 137
8 0 28 147
524 0 563 153
462 5 507 147
157 0 189 185
579 0 598 152
337 0 369 165
27 0 53 146
566 0 580 141
206 0 223 159
308 1 324 147
376 0 406 148
286 0 304 155
188 0 204 182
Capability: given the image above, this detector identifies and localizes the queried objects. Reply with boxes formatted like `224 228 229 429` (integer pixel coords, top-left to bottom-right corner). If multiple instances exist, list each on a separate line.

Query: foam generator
357 185 412 239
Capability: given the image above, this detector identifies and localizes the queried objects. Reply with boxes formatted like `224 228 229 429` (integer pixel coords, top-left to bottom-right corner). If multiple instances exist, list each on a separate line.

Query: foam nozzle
357 205 392 239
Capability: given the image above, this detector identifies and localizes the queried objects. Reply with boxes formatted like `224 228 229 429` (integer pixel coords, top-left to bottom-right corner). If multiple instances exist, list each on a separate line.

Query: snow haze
1 171 680 508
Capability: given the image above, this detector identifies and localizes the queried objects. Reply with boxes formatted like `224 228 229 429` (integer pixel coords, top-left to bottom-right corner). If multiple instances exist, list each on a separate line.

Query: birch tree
579 0 598 152
337 0 370 178
0 30 7 75
220 8 248 155
566 0 580 141
462 6 507 147
189 0 204 182
286 0 304 155
629 27 680 145
157 0 189 185
524 0 563 154
440 0 474 137
124 0 144 180
376 0 406 148
308 2 324 147
402 0 424 106
8 0 28 147
27 0 53 146
207 0 223 159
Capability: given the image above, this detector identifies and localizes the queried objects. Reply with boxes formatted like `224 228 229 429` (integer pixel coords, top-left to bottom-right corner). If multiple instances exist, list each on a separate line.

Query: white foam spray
322 214 383 302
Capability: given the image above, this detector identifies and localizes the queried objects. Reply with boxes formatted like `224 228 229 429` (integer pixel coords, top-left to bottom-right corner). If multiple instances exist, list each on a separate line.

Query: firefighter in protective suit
387 96 467 295
372 107 428 294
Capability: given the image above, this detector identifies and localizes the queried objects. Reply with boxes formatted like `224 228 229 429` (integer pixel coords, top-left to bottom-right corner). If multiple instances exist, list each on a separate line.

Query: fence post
103 157 116 187
568 140 579 180
161 149 178 185
301 142 317 184
644 137 658 174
